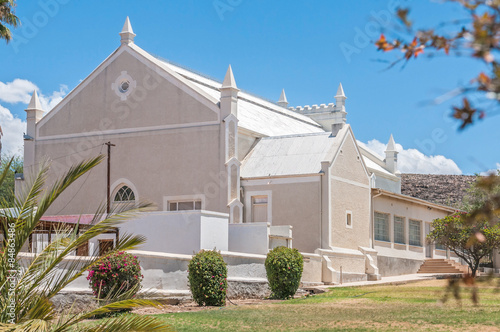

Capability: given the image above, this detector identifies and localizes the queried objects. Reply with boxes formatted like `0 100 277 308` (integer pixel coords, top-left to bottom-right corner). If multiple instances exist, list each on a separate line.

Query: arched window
114 186 135 202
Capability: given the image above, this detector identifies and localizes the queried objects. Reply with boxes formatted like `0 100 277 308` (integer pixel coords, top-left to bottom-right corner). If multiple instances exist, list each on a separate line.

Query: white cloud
0 79 37 104
480 163 500 176
0 104 25 156
359 139 462 175
39 85 68 111
0 79 69 157
0 79 68 112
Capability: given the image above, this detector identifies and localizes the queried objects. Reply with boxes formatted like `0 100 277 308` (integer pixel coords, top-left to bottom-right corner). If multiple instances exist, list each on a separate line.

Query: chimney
331 123 344 136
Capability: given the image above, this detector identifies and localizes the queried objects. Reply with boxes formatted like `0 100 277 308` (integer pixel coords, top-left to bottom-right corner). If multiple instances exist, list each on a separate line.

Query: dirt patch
325 320 500 332
131 298 282 315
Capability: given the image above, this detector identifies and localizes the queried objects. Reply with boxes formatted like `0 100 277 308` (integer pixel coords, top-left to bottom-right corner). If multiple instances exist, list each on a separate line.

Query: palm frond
81 314 173 332
59 299 172 332
0 155 170 331
0 156 13 188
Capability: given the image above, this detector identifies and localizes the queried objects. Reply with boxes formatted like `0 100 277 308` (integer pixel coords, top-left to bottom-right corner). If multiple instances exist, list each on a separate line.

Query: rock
401 174 476 207
51 292 99 313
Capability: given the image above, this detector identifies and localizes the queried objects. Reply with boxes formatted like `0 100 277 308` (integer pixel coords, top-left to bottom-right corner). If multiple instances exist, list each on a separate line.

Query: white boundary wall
119 211 229 255
18 250 268 296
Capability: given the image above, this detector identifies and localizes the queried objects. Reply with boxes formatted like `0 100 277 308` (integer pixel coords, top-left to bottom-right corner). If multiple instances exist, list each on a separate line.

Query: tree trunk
471 261 480 277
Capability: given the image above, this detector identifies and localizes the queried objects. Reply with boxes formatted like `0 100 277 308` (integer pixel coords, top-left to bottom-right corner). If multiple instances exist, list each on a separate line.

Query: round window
119 80 130 93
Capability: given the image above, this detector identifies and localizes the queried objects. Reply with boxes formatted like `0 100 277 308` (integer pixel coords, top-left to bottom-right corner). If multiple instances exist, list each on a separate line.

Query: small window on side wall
169 200 202 211
346 211 353 228
251 196 268 223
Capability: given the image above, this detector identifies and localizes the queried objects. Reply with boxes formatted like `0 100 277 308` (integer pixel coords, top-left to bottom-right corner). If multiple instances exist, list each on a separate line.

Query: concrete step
417 259 468 274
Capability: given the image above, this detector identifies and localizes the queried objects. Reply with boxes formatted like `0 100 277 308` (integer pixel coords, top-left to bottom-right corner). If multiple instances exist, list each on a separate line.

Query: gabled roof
157 59 324 137
36 39 323 138
240 125 349 178
37 44 222 129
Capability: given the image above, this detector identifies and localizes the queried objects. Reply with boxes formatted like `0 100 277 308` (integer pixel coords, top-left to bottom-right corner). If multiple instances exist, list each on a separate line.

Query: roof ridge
261 131 332 140
152 54 323 129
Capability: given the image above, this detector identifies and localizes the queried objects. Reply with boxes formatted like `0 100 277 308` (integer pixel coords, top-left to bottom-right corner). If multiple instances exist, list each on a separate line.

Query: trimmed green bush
188 250 227 306
265 246 304 299
87 251 143 299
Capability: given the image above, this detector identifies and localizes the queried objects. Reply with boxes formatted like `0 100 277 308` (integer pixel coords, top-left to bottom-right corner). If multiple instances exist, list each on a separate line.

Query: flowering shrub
265 246 303 300
87 251 143 299
188 250 227 306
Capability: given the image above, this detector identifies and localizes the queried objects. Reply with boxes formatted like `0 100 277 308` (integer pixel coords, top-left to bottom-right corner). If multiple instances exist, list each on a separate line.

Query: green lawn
154 279 500 331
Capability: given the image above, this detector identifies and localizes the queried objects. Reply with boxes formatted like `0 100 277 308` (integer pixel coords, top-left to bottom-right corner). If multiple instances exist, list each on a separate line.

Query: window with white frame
346 211 352 228
251 196 268 222
435 243 446 250
114 186 135 202
374 212 390 242
409 219 422 246
168 200 202 211
394 216 405 244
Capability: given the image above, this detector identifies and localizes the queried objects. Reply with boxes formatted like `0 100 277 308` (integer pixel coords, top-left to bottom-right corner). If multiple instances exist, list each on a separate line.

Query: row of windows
374 212 422 246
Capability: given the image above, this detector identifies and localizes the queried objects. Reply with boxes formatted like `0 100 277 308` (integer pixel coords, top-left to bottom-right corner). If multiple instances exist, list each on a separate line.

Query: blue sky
0 0 498 174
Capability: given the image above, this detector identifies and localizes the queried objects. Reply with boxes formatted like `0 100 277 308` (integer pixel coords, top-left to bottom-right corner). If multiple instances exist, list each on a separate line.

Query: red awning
40 214 96 225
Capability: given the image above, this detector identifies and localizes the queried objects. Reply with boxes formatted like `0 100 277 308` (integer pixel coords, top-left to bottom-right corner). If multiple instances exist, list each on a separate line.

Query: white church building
16 18 462 288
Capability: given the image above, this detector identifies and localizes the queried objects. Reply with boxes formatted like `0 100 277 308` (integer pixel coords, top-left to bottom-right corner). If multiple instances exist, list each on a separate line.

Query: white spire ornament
120 16 136 45
334 83 347 112
220 65 239 117
278 89 288 108
222 65 238 89
27 90 43 111
385 134 399 174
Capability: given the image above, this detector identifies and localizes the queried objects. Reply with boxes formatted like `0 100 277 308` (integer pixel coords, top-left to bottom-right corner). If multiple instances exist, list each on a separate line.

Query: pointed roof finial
335 83 346 98
26 91 43 111
386 134 397 152
120 16 136 45
278 89 288 108
221 65 238 90
279 89 287 103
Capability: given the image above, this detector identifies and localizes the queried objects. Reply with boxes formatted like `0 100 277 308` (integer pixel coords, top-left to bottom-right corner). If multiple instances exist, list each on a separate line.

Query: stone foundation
227 278 270 299
377 255 423 277
51 278 271 312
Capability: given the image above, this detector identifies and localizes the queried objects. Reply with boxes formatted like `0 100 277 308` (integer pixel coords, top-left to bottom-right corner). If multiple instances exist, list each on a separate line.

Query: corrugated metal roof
241 129 346 178
158 60 324 136
362 157 394 177
356 141 397 178
41 214 95 225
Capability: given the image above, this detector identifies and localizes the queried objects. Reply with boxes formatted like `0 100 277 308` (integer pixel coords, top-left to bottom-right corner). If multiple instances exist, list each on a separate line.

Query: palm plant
0 0 19 43
0 156 172 331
